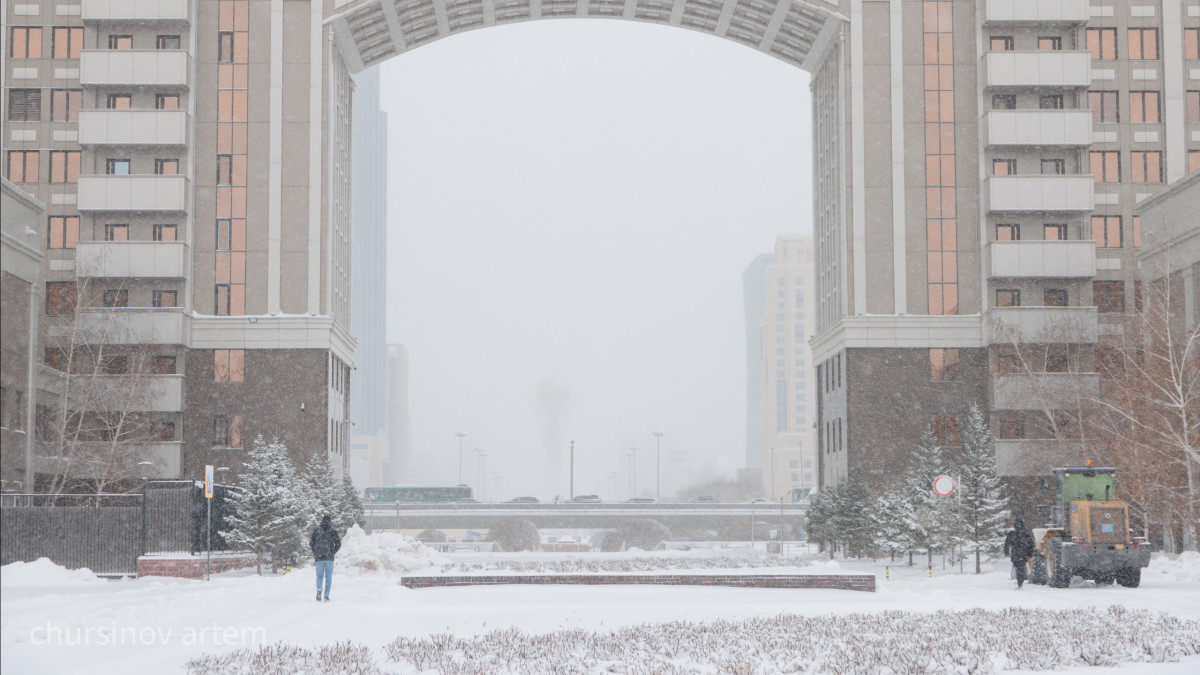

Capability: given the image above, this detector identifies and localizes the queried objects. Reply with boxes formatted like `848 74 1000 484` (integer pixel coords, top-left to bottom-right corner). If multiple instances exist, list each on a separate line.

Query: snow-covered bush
186 641 381 675
415 528 447 543
597 518 670 551
336 525 446 574
486 517 540 552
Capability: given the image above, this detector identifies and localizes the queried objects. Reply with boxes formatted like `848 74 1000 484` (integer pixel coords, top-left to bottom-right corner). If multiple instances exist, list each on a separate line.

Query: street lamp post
627 448 638 499
137 461 153 557
455 431 468 485
652 431 664 501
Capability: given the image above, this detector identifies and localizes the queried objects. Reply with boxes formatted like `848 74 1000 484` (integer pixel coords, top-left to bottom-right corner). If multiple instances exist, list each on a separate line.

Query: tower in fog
535 377 571 494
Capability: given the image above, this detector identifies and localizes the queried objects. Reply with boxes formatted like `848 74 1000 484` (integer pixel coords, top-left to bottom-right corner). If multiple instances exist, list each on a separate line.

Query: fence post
141 478 148 557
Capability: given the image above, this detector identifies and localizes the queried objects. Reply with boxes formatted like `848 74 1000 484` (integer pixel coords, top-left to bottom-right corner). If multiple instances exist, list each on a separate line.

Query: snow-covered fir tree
954 404 1011 573
874 487 912 562
834 470 877 558
221 435 310 574
898 426 951 566
300 451 342 532
339 476 364 531
805 486 840 558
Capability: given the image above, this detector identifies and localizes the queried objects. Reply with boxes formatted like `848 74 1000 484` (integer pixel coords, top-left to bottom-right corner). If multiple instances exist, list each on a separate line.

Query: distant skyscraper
385 344 413 485
350 67 390 483
535 377 571 494
743 254 773 473
761 236 817 498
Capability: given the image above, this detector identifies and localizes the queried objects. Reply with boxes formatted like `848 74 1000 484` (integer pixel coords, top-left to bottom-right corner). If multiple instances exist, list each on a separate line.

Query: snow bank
1146 552 1200 584
0 557 103 587
335 525 447 575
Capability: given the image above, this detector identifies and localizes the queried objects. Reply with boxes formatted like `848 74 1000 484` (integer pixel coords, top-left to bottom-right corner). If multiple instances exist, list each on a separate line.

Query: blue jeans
315 561 333 597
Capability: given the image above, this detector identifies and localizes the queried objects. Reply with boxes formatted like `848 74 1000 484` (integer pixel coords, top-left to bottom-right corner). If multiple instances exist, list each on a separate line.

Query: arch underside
328 0 844 74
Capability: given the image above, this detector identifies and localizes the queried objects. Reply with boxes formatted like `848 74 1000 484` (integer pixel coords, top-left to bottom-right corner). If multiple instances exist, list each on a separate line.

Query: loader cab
1051 467 1117 534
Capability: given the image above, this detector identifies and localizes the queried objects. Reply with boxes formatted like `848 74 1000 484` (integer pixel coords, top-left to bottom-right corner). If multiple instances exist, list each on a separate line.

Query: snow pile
1145 552 1200 584
438 554 823 574
0 557 103 587
335 525 446 575
186 606 1200 674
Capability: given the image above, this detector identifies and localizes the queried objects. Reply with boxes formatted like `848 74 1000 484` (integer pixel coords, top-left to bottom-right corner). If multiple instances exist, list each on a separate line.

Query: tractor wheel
1047 538 1071 588
1116 567 1141 588
1030 553 1048 585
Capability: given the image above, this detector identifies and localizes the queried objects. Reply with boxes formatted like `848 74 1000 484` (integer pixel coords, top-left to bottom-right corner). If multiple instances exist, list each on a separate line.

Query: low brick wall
137 554 258 579
401 573 875 592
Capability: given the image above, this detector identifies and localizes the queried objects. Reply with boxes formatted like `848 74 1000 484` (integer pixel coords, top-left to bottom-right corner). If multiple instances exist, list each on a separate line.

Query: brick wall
401 573 875 592
137 554 257 579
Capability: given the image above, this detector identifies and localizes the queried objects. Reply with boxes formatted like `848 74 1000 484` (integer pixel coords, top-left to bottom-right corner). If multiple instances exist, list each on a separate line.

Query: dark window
218 32 234 63
931 414 961 447
1039 95 1064 110
1041 159 1065 175
1045 289 1068 307
215 284 231 315
45 348 67 371
213 415 230 447
217 155 232 185
153 422 176 441
101 355 128 374
992 95 1016 110
153 356 176 375
1000 416 1025 440
103 290 129 308
156 35 181 50
1046 345 1070 373
1094 281 1125 314
8 89 40 121
46 282 77 315
997 289 1020 307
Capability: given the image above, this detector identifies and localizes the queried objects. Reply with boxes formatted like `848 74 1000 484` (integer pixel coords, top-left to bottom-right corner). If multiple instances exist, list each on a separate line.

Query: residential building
1136 170 1200 332
761 235 817 499
742 252 772 477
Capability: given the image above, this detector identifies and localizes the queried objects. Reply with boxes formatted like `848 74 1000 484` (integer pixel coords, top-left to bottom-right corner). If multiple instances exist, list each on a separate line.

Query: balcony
76 241 187 278
985 110 1092 147
78 109 188 146
79 50 189 87
72 308 189 345
995 440 1086 476
992 373 1100 410
989 240 1096 278
988 175 1095 212
986 306 1098 344
984 51 1091 88
32 441 183 480
81 0 189 22
984 0 1088 24
77 174 188 212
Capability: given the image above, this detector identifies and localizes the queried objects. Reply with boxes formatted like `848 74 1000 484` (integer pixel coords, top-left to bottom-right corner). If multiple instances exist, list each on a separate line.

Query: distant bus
363 485 473 503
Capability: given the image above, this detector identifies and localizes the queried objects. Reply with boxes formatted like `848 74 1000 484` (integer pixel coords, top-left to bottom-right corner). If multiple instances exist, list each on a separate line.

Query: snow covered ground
2 540 1198 673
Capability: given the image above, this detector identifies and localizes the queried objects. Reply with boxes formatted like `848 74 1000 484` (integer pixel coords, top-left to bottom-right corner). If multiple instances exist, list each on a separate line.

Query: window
931 414 961 447
1089 151 1120 183
1087 28 1117 60
1000 416 1025 440
930 348 960 381
1044 289 1068 307
100 355 128 375
215 284 231 315
218 32 235 63
1091 216 1121 248
107 94 131 109
1046 345 1070 373
997 289 1020 307
10 27 42 59
152 356 176 375
152 290 177 308
990 36 1013 51
153 422 175 441
1131 151 1162 183
106 159 131 175
1094 281 1125 314
996 354 1020 374
107 35 133 50
48 216 79 249
1132 216 1141 248
1039 95 1064 110
1188 92 1200 122
50 150 80 183
103 290 128 308
1044 224 1067 241
1041 159 1065 175
50 89 81 122
156 35 181 50
217 155 232 185
213 416 230 447
1130 91 1161 123
104 224 128 241
1191 151 1200 174
45 348 67 371
1089 91 1119 124
1128 28 1159 60
1188 28 1200 60
1038 36 1062 51
216 219 232 250
997 224 1020 241
155 94 180 110
52 27 83 59
153 224 177 241
993 159 1016 176
7 150 38 182
992 95 1016 110
154 159 179 175
46 282 77 315
1135 280 1144 313
8 89 40 121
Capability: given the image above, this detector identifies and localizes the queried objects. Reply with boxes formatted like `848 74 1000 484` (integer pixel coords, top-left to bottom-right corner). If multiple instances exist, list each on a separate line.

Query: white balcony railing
79 50 189 87
72 308 189 345
988 175 1095 212
81 0 189 22
995 439 1087 476
989 240 1096 278
986 306 1099 344
77 174 188 212
985 110 1093 147
76 241 187 278
985 51 1092 88
993 373 1100 410
984 0 1089 23
78 109 189 146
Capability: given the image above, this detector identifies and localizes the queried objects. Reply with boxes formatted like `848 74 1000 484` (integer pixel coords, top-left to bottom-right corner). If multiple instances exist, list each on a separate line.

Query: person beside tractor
1003 517 1035 589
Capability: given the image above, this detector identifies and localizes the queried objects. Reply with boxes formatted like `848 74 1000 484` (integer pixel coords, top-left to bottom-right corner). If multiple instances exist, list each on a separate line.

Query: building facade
741 252 772 476
760 235 817 498
1136 170 1200 329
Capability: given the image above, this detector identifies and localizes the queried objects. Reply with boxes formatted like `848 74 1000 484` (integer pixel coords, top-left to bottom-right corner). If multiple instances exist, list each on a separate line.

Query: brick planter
137 554 258 579
401 573 875 592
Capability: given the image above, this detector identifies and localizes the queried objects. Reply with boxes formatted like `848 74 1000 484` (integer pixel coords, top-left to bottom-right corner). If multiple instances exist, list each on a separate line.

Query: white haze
381 20 812 501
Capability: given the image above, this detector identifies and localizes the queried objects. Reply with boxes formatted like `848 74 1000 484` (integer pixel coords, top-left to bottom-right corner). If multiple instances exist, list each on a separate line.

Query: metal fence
0 481 240 576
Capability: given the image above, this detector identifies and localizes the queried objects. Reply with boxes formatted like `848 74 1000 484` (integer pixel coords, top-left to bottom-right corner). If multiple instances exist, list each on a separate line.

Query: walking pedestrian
1003 517 1035 589
310 514 341 601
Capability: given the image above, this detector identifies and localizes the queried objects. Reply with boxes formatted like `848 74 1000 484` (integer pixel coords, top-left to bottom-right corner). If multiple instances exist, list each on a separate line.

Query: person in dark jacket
310 515 341 601
1003 517 1036 589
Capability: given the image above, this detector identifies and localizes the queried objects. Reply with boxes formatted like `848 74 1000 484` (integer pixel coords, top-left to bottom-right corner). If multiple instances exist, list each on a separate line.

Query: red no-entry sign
933 475 955 497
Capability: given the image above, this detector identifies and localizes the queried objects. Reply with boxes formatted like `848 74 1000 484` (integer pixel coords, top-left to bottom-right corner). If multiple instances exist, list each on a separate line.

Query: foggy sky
380 19 812 501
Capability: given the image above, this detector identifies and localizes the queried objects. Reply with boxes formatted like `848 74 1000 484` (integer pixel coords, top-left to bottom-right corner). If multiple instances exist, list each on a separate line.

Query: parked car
505 496 539 503
688 496 718 503
624 497 657 504
747 498 773 504
571 494 602 503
